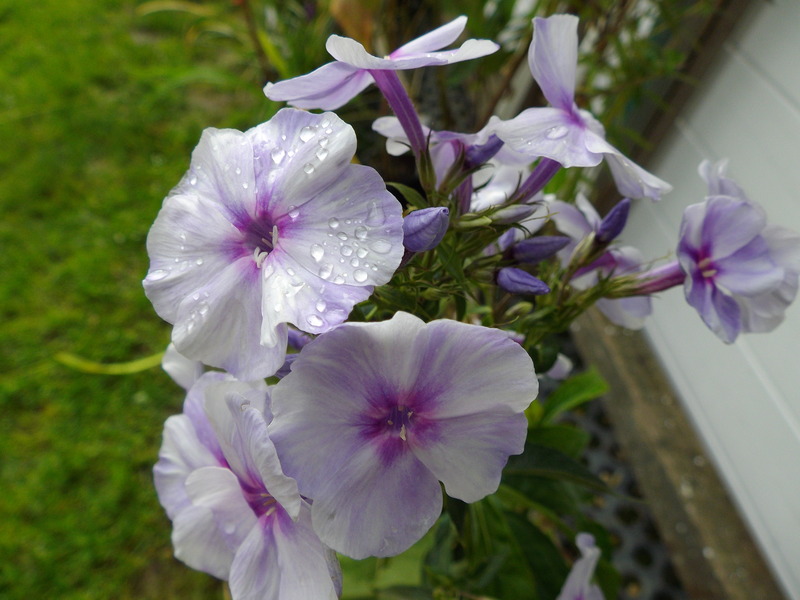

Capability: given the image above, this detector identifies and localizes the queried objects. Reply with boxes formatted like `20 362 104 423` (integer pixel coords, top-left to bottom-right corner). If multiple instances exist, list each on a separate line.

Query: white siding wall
625 1 800 597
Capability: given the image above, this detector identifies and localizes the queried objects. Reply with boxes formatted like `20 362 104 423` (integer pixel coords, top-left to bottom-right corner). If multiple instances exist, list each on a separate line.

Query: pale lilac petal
171 259 285 380
171 504 235 580
372 116 416 156
529 15 579 110
545 354 574 380
494 108 602 168
162 343 203 390
550 200 593 240
181 372 231 463
715 237 783 296
701 197 766 260
309 442 442 558
586 134 672 201
264 62 373 111
391 16 467 56
556 533 604 600
412 408 527 502
273 162 404 287
764 225 800 272
249 110 358 217
185 466 259 554
420 39 501 64
686 274 741 343
699 159 746 198
738 272 799 333
229 507 339 600
327 35 448 70
596 296 652 329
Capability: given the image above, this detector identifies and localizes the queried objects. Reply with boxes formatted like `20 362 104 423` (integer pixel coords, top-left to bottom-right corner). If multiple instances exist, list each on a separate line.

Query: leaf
54 352 163 375
539 367 609 424
505 512 569 600
526 424 591 458
387 182 427 209
504 442 610 494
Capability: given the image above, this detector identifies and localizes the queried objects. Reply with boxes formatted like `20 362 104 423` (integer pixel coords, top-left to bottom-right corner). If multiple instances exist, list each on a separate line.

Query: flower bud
596 198 630 244
513 235 571 264
491 204 537 225
497 267 550 295
402 207 450 252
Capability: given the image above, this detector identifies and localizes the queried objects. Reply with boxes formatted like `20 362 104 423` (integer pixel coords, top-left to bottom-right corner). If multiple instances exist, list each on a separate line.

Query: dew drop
365 202 385 226
318 263 333 279
333 275 345 284
316 148 328 161
286 267 295 276
354 226 368 240
303 163 315 175
198 303 209 316
546 125 569 140
350 257 360 267
307 314 324 327
370 239 392 254
328 217 340 229
353 269 368 283
270 148 286 164
311 244 324 262
318 136 329 148
299 126 315 142
192 292 200 301
242 182 249 189
235 167 241 175
189 176 197 186
320 118 330 128
287 206 300 219
147 269 169 281
356 247 368 259
340 245 353 257
281 134 287 141
315 299 327 312
336 231 348 241
195 258 204 266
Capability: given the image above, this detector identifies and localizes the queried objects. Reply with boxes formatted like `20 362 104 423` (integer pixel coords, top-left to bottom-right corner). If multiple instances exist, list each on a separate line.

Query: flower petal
162 343 203 391
171 503 235 580
391 15 467 56
264 62 373 111
327 35 448 70
701 196 766 260
529 15 579 110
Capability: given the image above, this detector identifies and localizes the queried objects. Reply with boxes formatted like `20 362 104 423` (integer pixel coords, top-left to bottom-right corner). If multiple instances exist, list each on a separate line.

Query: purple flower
556 533 603 600
403 207 450 252
264 16 498 111
267 312 538 559
143 108 403 380
497 267 550 295
677 161 800 342
153 373 341 599
552 195 652 328
491 15 671 201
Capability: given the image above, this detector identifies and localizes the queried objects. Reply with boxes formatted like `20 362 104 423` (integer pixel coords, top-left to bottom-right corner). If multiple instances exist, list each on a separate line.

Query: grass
0 1 275 597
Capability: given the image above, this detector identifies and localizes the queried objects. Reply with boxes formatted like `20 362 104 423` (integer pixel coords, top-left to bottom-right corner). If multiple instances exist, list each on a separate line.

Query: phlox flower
267 311 539 559
154 373 341 600
491 15 672 201
556 533 603 600
264 16 498 110
675 161 800 342
143 108 404 380
551 195 652 328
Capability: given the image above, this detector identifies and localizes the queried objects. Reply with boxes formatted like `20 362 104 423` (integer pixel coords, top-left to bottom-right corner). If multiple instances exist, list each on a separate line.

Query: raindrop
318 263 333 279
281 134 287 141
370 239 392 254
546 125 569 140
189 176 197 186
316 148 329 161
307 314 324 327
356 247 368 259
353 269 368 283
354 226 368 240
192 293 200 301
235 167 241 175
147 269 169 281
311 244 324 262
242 182 249 189
286 267 295 276
336 231 348 241
350 257 360 267
325 128 332 134
198 303 209 316
320 118 330 128
365 202 385 226
270 148 286 164
195 258 204 266
340 245 353 257
315 300 327 312
299 126 315 142
303 163 315 175
288 206 300 219
318 136 329 148
328 217 340 229
333 275 345 284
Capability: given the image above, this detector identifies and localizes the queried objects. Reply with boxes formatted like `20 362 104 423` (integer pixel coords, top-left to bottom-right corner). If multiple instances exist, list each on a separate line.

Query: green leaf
504 442 610 494
539 367 609 424
526 424 591 458
505 512 569 600
387 182 427 209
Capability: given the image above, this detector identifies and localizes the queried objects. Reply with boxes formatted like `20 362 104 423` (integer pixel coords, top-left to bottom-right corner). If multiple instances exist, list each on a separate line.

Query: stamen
272 225 279 248
254 246 269 268
399 424 407 441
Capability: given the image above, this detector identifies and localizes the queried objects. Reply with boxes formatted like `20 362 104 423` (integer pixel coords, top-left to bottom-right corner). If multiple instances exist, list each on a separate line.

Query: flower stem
633 260 686 294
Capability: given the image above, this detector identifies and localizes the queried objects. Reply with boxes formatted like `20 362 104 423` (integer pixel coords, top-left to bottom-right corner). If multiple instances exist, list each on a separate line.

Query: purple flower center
241 481 281 519
697 256 718 279
385 405 415 441
240 213 277 267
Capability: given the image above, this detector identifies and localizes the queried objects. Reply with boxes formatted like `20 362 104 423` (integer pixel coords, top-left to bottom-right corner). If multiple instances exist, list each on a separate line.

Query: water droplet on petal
341 245 353 257
370 240 392 254
235 167 241 175
353 269 368 283
318 263 333 279
288 206 300 219
303 163 315 175
328 217 340 229
318 136 329 148
311 244 324 262
315 300 327 312
354 226 368 240
336 231 348 241
242 182 249 189
356 247 368 259
270 148 286 164
350 257 359 267
189 176 197 186
195 258 204 266
146 269 169 281
307 314 324 327
332 275 345 284
299 126 315 142
320 118 330 128
198 302 209 316
366 202 385 226
546 125 569 140
316 148 328 161
286 267 295 276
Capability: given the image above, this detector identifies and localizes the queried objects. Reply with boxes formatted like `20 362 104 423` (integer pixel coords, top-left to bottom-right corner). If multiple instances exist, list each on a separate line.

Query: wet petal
529 15 578 110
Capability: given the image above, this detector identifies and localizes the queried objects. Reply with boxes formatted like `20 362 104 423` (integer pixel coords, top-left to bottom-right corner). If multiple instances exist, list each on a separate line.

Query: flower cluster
144 11 800 600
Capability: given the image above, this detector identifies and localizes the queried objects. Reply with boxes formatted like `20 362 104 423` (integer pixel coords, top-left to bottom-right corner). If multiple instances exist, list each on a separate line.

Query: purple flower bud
596 198 630 244
464 134 504 169
497 267 550 295
403 207 450 252
513 235 571 264
491 204 537 225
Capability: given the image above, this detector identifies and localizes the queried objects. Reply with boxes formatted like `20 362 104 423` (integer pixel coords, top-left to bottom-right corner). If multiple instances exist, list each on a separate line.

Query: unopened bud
497 267 550 295
402 206 450 252
596 198 630 244
491 204 537 225
513 236 571 264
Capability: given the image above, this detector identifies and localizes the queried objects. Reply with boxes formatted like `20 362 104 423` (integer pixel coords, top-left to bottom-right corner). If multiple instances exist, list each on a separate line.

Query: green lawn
0 2 275 597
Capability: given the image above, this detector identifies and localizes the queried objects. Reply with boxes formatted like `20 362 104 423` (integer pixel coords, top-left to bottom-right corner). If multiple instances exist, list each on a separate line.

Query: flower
497 267 550 295
491 15 672 201
402 207 450 252
551 195 652 328
153 373 341 600
143 108 404 380
556 533 603 600
264 16 499 110
676 161 800 342
267 312 538 559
